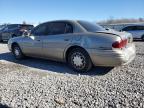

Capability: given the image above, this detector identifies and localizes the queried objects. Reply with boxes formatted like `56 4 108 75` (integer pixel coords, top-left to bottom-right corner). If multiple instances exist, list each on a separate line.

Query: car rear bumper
88 43 136 67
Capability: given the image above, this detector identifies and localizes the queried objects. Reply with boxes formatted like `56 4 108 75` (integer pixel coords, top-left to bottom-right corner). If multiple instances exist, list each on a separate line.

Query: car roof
40 20 77 24
34 20 88 33
6 24 33 26
124 25 144 27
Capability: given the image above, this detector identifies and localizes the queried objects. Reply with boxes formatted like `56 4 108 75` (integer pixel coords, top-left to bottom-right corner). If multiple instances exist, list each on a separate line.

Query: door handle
64 39 69 41
36 40 40 41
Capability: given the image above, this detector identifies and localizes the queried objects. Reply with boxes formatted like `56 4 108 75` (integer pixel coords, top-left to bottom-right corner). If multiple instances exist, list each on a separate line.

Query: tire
0 39 3 42
12 44 24 59
0 36 2 42
67 48 92 72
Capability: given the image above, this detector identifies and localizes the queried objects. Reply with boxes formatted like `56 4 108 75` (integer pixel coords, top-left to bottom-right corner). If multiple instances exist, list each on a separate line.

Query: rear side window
122 26 134 31
47 22 73 35
136 26 144 30
78 21 105 32
122 26 144 31
48 22 66 35
65 24 73 33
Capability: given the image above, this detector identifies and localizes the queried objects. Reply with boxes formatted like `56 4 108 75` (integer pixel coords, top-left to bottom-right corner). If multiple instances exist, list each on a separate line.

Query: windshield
78 21 105 32
0 25 6 31
7 24 19 29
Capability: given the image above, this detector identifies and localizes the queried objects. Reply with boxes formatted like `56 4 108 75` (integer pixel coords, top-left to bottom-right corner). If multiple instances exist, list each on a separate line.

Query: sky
0 0 144 25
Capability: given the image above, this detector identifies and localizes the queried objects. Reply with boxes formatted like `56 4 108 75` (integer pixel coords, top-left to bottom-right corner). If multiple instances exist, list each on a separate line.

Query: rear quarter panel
80 33 121 50
63 33 120 62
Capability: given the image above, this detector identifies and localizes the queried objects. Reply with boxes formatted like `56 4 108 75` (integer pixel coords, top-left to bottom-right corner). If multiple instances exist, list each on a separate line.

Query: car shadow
0 41 8 44
0 104 10 108
0 52 114 76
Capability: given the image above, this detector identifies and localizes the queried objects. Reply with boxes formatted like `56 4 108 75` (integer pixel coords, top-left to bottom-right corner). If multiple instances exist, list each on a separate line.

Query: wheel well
141 35 144 39
65 45 88 62
11 42 19 50
12 34 16 37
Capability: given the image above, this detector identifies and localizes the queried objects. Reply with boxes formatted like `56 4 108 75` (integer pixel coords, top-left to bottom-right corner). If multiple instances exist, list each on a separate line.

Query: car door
122 26 143 38
128 26 142 38
2 25 17 40
134 26 144 38
1 26 9 40
122 26 137 38
21 23 47 57
42 22 73 61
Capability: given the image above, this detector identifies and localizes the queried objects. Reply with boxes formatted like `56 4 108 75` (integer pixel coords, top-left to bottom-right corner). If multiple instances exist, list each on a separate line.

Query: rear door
42 22 73 61
133 26 144 38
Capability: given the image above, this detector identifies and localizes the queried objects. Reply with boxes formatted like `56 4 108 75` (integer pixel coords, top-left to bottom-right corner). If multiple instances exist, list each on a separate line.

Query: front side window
32 24 47 36
78 21 105 32
0 25 6 31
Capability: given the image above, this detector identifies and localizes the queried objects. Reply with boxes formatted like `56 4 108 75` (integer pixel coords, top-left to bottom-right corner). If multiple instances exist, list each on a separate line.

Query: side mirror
105 28 109 31
23 30 30 37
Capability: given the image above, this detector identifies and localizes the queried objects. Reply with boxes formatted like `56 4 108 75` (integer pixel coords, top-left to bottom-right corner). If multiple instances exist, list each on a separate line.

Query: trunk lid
96 30 133 43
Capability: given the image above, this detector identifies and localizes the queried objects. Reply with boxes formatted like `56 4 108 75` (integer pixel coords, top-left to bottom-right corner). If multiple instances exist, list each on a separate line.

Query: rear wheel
12 44 24 59
67 48 92 72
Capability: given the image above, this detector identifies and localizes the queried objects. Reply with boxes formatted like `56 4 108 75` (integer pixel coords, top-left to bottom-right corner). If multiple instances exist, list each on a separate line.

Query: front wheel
12 44 24 59
0 39 3 42
67 48 92 72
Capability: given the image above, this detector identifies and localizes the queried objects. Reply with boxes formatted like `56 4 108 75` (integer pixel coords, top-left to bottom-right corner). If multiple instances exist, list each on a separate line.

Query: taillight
112 39 127 48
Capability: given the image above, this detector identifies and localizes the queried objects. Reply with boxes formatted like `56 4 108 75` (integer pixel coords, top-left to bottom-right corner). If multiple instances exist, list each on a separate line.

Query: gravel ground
0 42 144 108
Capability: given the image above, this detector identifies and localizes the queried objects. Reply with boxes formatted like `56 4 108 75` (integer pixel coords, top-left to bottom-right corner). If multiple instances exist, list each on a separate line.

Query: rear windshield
78 21 105 32
7 24 19 29
6 24 34 30
20 25 34 30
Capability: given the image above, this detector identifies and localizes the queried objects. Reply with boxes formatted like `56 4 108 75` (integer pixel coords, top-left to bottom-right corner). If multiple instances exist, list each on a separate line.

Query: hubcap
73 55 83 66
71 52 86 69
14 47 20 56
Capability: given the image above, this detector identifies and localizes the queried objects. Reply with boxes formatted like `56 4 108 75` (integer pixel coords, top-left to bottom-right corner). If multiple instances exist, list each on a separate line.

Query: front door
21 23 48 57
21 35 43 57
